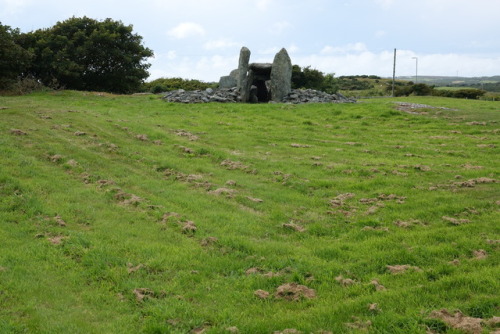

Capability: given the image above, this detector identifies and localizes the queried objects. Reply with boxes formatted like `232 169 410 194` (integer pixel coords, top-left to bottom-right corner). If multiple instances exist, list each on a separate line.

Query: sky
2 0 500 82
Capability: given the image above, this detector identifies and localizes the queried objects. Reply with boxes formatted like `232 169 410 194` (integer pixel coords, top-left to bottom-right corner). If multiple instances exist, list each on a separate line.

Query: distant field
1 92 499 333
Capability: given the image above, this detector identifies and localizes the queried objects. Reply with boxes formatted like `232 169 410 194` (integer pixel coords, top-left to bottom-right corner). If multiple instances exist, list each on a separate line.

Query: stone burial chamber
220 46 292 103
163 46 355 104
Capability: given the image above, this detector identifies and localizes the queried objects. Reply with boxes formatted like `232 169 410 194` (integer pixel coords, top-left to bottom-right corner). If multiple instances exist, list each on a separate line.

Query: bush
142 77 216 93
433 88 486 99
17 16 153 94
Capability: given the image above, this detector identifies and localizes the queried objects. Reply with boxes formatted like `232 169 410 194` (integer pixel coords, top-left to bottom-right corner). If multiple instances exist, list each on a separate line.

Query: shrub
433 88 486 99
142 77 216 93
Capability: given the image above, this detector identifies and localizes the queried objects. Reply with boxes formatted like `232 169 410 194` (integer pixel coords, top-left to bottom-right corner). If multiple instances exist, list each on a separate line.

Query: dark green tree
302 66 325 90
291 65 306 89
17 17 153 93
322 73 339 94
0 22 32 90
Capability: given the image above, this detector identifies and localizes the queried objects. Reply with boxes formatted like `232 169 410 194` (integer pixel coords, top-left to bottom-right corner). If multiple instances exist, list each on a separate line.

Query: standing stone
238 47 251 91
270 48 292 102
242 69 255 103
230 69 239 81
219 75 237 88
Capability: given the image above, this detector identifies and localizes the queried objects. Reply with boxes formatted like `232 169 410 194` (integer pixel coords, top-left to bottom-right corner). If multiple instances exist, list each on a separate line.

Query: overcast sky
2 0 500 81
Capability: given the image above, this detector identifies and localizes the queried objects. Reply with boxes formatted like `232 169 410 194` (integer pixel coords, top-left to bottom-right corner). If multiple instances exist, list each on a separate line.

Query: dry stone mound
163 87 354 104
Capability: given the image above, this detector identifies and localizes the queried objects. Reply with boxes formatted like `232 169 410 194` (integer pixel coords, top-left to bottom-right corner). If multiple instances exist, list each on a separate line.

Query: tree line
1 17 153 94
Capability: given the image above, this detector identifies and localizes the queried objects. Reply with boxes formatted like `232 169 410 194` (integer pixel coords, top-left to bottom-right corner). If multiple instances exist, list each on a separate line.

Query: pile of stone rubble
163 88 240 103
163 87 355 104
283 89 355 104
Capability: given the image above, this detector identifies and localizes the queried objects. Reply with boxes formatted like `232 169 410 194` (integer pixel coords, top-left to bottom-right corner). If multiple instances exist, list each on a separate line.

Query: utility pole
392 48 396 97
412 56 418 83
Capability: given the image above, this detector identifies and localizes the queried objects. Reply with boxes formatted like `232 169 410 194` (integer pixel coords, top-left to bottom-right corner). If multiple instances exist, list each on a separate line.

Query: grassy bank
0 92 498 333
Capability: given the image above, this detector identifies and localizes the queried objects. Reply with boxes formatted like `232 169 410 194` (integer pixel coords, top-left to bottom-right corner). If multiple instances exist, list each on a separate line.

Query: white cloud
166 51 177 60
258 47 280 55
321 43 368 55
204 39 240 50
288 44 299 53
374 0 395 9
375 30 387 38
256 0 272 11
148 53 239 81
270 20 292 35
167 22 206 39
294 49 500 78
0 0 33 16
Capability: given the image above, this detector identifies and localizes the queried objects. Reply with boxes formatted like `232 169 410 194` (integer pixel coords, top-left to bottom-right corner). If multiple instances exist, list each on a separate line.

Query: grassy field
0 91 499 333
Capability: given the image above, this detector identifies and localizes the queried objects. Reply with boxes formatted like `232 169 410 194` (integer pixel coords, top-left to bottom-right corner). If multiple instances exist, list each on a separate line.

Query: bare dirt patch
220 159 249 170
254 289 270 299
135 134 149 141
246 267 264 275
175 130 199 141
290 143 311 148
200 237 218 247
10 129 27 135
97 179 115 188
181 221 197 234
345 317 372 331
461 163 484 170
442 216 470 225
370 279 386 291
429 309 483 334
54 215 66 227
115 192 142 206
226 326 239 333
414 164 431 172
133 288 155 302
161 212 180 224
127 263 144 274
331 193 356 205
386 265 422 274
274 283 316 301
66 159 78 167
362 226 389 232
74 131 86 136
394 219 423 228
247 196 263 203
47 235 66 245
472 249 487 260
282 222 306 232
49 154 63 163
455 177 497 188
273 329 302 334
209 187 236 197
176 145 193 153
335 275 356 286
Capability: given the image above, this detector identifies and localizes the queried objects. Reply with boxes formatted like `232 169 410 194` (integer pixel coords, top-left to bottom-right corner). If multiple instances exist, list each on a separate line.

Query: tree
17 17 153 93
291 65 306 89
0 22 32 90
322 73 339 94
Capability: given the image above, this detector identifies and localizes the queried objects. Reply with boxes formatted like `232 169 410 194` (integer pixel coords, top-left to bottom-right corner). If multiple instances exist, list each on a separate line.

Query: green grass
0 91 499 333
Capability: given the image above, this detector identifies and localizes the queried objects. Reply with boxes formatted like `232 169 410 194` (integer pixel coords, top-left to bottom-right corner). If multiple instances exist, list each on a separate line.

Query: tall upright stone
238 47 251 90
270 48 292 102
